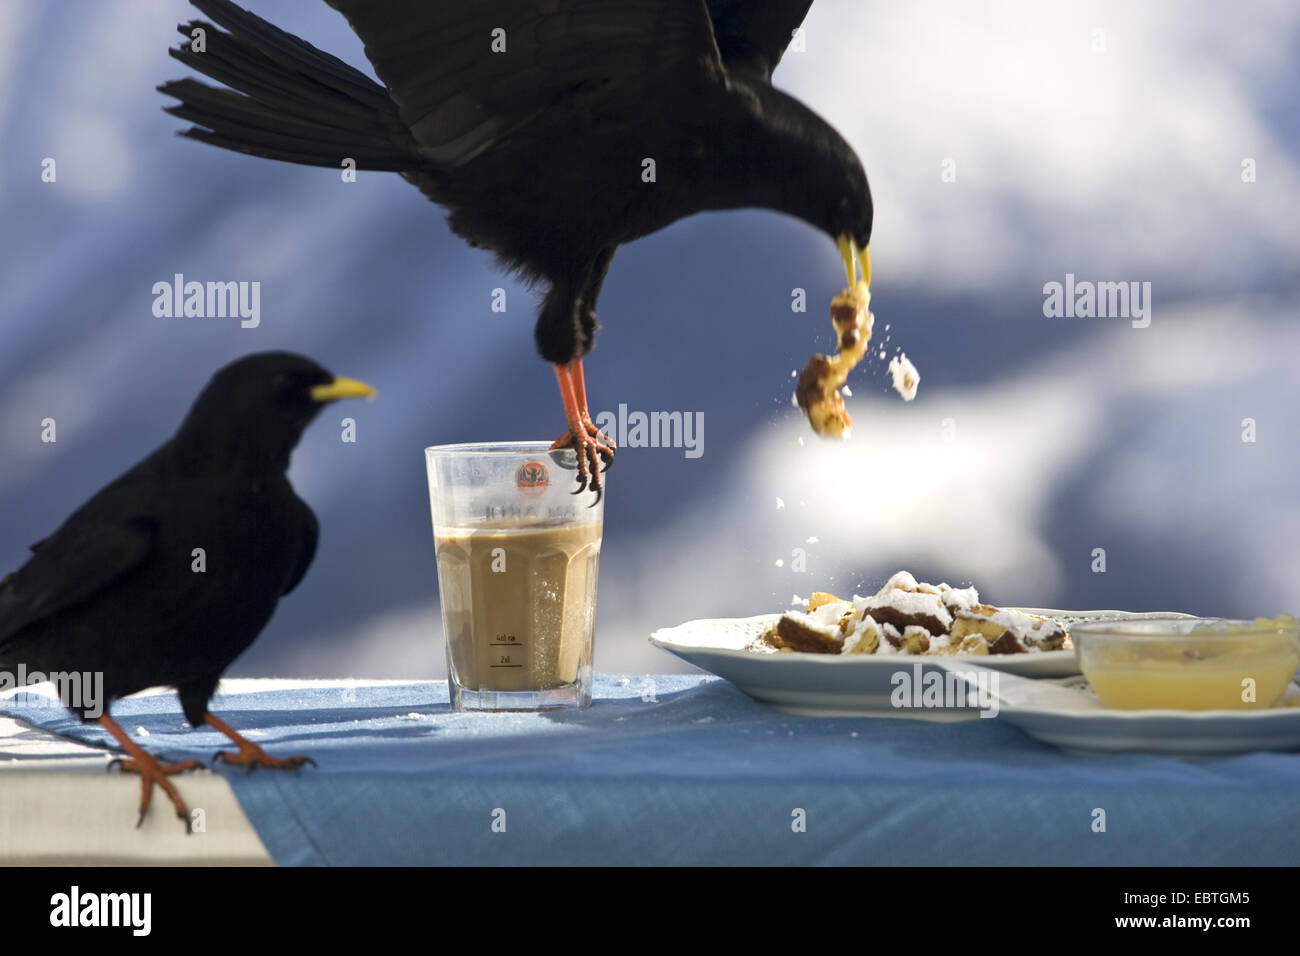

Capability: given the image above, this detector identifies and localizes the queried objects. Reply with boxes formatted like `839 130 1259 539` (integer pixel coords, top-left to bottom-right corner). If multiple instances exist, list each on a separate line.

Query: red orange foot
108 757 204 775
212 742 317 772
109 758 197 831
551 420 615 504
98 715 196 832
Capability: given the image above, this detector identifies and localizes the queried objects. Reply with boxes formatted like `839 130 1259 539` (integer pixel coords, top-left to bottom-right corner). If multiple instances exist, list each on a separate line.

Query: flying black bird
159 0 873 499
0 352 374 830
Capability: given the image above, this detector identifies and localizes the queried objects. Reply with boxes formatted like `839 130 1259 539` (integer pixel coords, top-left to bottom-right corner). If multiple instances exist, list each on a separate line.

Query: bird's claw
551 419 614 505
113 758 194 833
569 474 602 506
135 806 190 833
111 755 204 775
213 748 317 772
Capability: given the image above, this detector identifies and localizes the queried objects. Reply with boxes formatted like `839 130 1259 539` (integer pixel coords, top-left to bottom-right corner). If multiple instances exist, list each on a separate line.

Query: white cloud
784 0 1300 293
286 602 443 679
48 112 134 200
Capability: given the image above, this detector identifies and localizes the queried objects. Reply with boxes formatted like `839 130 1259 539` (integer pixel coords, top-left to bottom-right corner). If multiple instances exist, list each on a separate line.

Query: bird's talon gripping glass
425 442 603 711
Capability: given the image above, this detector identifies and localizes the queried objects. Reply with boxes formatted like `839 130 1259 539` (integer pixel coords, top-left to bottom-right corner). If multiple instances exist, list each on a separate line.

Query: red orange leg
570 360 616 464
205 712 316 771
550 361 614 501
98 715 193 832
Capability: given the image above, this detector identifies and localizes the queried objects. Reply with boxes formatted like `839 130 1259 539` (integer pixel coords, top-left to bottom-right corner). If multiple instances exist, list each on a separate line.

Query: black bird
0 352 374 830
159 0 874 499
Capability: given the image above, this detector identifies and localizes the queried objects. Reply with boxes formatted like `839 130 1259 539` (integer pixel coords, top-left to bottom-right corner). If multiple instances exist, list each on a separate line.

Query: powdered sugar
762 571 1063 657
888 353 920 401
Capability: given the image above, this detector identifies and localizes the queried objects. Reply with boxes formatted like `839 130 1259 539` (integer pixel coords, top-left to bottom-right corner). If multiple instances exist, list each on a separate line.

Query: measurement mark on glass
490 633 523 668
492 638 523 668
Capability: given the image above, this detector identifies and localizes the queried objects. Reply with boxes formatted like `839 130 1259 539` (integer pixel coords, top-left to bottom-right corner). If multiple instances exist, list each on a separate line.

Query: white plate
928 661 1300 755
648 609 1197 719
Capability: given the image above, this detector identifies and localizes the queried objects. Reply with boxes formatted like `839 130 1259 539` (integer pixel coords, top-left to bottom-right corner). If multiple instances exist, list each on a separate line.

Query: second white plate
648 608 1197 719
938 665 1300 755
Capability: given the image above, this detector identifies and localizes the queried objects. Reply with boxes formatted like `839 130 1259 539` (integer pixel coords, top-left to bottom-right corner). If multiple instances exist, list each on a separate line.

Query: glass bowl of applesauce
1072 616 1300 710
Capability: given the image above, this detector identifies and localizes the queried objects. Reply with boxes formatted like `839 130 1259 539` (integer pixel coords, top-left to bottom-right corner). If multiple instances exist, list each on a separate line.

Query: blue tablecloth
5 675 1299 865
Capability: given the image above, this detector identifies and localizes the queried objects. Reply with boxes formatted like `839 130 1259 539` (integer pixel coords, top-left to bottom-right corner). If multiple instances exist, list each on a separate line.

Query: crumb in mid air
888 352 919 401
795 242 920 434
794 239 874 437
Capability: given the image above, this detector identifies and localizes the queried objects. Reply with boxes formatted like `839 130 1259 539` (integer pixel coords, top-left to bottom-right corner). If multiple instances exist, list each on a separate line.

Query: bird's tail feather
159 0 419 172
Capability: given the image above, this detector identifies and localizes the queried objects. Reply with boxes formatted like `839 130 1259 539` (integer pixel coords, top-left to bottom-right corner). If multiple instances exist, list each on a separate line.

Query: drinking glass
425 441 603 711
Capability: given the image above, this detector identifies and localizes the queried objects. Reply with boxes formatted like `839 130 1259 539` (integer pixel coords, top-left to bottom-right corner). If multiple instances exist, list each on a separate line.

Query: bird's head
727 84 873 289
829 154 873 255
173 351 376 474
817 132 873 290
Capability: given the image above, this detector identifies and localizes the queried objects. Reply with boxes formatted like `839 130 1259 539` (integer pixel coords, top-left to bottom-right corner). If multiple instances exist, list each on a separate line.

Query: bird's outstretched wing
0 497 158 648
321 0 726 167
705 0 814 81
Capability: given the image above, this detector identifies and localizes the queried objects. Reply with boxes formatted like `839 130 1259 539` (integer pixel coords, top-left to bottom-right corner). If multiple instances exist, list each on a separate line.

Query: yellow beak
836 235 871 288
310 376 376 403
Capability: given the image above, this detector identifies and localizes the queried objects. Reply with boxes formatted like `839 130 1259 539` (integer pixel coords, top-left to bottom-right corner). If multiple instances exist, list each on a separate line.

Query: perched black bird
160 0 873 499
0 352 374 830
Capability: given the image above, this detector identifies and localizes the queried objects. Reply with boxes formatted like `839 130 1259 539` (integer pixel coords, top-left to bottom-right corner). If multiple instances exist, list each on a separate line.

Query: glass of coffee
425 441 603 711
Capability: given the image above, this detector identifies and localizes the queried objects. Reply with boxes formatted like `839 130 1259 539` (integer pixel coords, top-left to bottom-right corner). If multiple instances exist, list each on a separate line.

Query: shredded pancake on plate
751 571 1070 657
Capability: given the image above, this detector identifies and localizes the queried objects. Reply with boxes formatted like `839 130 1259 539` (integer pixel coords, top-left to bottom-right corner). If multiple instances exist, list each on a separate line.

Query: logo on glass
515 460 550 497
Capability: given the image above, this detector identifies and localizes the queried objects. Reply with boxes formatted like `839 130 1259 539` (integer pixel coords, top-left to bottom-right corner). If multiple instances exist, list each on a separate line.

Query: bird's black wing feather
0 481 159 647
281 506 319 598
160 0 419 171
321 0 726 167
705 0 814 81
